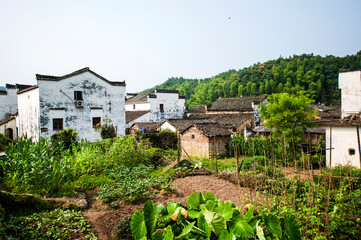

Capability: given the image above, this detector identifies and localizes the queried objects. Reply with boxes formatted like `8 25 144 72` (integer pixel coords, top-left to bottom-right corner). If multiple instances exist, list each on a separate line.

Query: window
74 91 83 100
133 104 136 110
53 118 63 131
349 148 356 156
160 104 164 112
191 134 195 139
93 117 101 129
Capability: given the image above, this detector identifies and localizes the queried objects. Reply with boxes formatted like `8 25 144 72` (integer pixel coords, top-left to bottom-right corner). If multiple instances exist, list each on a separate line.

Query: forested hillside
144 51 361 109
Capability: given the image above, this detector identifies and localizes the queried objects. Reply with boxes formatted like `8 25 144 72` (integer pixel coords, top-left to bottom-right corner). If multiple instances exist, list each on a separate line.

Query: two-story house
17 67 126 142
125 89 185 128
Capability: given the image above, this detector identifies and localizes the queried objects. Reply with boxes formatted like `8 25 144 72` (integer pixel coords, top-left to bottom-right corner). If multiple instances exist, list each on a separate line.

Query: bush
116 216 133 240
0 133 12 152
50 128 78 152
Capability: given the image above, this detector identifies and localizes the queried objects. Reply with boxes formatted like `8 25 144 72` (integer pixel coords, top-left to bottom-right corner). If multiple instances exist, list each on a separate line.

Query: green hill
143 51 361 109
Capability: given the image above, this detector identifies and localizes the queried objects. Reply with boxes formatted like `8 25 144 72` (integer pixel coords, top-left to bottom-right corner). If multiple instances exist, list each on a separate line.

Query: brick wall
181 126 210 158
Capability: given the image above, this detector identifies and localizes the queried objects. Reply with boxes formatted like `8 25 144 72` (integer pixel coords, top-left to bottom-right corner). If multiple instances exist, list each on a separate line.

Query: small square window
191 134 195 139
53 118 63 131
160 104 164 112
349 148 355 156
74 91 83 100
93 117 101 129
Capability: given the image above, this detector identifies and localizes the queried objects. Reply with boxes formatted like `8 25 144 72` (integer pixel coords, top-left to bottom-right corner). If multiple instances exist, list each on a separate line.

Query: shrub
0 133 12 152
51 128 78 152
116 216 133 240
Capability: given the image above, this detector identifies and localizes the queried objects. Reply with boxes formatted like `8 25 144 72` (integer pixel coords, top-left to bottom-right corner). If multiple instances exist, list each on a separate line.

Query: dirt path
84 175 264 240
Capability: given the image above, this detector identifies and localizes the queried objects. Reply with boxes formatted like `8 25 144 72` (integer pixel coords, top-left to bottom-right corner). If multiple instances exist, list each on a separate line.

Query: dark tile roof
126 111 149 123
36 67 126 86
189 105 207 113
0 115 16 126
125 92 153 104
17 85 39 95
16 84 33 91
207 113 254 129
315 113 361 126
164 118 215 132
130 122 162 130
311 104 341 120
125 89 183 104
182 122 232 137
208 96 266 112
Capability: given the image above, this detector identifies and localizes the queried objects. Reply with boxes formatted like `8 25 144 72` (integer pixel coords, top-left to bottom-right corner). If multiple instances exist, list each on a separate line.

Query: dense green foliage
131 192 301 239
0 133 12 152
0 135 166 197
2 209 96 239
260 93 317 155
144 51 361 108
51 128 78 152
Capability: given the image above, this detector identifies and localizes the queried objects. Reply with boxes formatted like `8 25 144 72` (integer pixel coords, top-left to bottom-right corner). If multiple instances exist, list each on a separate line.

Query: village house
180 122 232 158
16 67 126 142
186 96 266 136
160 118 215 133
0 115 17 140
0 83 32 121
129 122 162 136
125 89 185 128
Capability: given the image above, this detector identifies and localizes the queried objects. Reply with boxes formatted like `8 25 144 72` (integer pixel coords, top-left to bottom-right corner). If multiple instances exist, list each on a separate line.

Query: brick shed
180 122 232 158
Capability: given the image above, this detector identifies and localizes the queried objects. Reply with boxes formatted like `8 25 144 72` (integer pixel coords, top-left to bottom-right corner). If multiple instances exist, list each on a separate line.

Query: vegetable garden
0 130 360 239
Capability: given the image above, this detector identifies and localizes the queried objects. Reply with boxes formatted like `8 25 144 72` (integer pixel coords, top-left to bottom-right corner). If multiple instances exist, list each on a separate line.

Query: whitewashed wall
339 71 361 118
127 112 150 129
17 88 40 141
125 102 150 111
0 88 17 120
0 117 17 139
322 125 361 168
160 121 177 132
37 71 125 142
148 92 185 122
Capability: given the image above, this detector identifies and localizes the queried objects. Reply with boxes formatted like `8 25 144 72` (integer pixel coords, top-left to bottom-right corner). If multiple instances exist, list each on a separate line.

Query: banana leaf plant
131 191 301 239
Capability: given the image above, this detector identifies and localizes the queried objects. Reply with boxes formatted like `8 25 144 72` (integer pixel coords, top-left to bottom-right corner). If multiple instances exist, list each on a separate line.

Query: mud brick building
180 122 232 158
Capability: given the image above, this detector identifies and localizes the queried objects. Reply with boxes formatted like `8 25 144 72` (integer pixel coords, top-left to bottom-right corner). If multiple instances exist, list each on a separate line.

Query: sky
0 0 360 93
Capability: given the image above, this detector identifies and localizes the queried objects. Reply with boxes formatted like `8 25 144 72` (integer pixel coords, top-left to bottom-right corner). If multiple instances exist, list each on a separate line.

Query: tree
260 92 317 158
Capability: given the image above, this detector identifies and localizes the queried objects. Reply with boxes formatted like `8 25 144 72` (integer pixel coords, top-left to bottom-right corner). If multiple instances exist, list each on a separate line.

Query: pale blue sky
1 0 360 92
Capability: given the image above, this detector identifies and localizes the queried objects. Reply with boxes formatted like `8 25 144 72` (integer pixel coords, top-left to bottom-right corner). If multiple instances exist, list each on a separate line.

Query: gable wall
149 92 185 122
37 71 125 141
0 88 18 121
339 71 361 118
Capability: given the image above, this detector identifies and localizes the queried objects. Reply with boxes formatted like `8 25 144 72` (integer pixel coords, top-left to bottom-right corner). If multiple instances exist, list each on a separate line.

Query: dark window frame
160 104 164 112
93 117 101 129
349 148 356 156
74 91 83 100
53 118 63 131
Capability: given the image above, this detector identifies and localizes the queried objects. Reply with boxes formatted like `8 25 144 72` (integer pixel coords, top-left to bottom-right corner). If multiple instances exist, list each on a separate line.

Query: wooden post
356 125 361 168
329 126 332 167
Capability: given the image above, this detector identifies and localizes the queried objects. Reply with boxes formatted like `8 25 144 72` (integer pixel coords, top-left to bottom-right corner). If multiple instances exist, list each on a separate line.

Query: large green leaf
219 229 234 240
175 221 195 239
263 214 282 239
188 209 201 219
198 213 211 238
202 208 227 236
284 215 301 240
131 210 147 240
256 220 266 240
205 200 218 211
167 202 178 214
187 192 200 210
143 199 158 237
163 225 174 240
199 191 207 204
215 202 234 222
229 216 254 238
244 204 255 222
205 192 215 201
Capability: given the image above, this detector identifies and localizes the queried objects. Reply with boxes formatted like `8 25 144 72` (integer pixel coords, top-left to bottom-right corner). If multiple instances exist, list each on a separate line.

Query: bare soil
84 175 265 240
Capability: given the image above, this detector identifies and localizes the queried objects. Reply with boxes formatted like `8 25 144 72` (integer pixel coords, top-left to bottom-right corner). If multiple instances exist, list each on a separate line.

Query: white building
125 89 185 128
17 67 126 142
317 70 361 168
339 70 361 118
0 84 32 121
